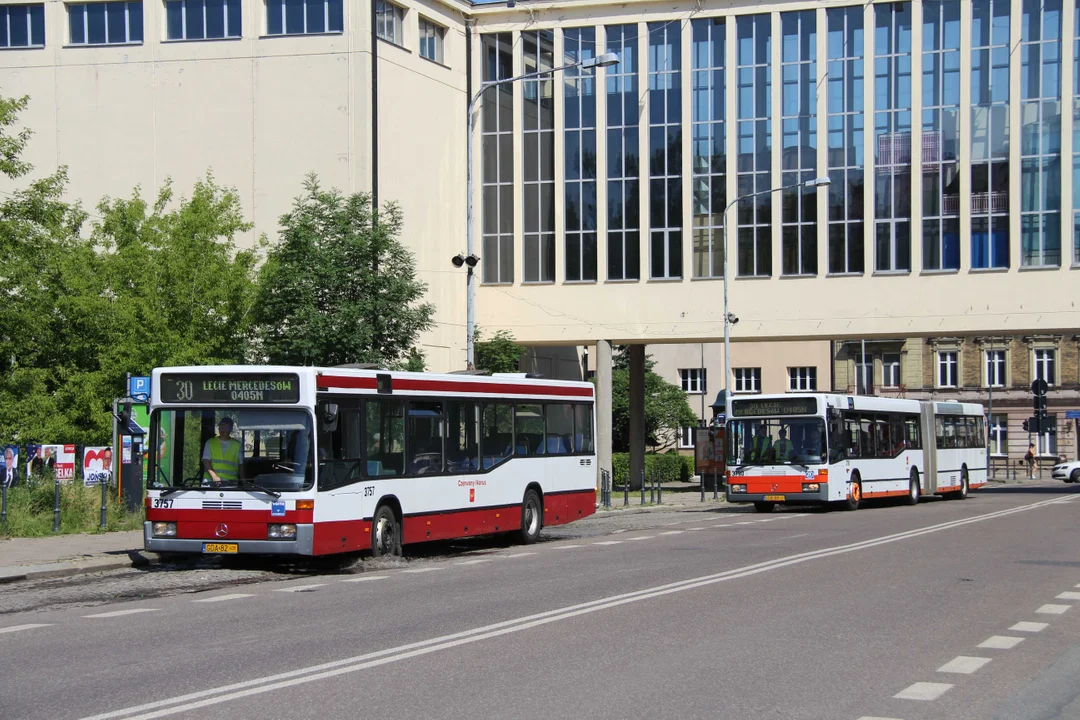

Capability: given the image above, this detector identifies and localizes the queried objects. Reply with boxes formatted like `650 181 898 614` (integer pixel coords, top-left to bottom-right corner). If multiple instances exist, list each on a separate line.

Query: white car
1052 460 1080 483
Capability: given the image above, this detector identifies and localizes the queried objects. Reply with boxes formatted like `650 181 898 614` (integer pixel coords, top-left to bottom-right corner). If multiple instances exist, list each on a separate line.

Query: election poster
83 446 113 487
1 445 20 488
27 444 77 482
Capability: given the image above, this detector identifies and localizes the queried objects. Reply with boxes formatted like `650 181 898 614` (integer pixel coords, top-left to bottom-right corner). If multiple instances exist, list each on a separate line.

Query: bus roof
726 393 984 417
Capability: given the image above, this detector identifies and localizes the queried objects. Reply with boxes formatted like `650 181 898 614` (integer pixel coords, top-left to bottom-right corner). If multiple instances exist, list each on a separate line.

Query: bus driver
203 417 244 486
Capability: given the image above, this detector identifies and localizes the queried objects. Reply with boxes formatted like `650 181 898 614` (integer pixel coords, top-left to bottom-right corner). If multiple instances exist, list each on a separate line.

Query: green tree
609 346 698 452
474 328 525 373
253 176 434 367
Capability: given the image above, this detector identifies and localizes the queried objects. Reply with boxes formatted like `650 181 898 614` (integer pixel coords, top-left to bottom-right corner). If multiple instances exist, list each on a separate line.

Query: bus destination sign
159 373 301 404
730 397 817 418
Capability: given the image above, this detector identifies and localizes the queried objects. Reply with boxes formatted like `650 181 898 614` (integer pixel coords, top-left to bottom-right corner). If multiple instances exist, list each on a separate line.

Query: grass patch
0 479 143 538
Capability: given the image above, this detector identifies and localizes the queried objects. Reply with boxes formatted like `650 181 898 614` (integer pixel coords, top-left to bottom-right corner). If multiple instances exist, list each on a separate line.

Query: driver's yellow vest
774 439 793 460
752 435 771 457
208 437 241 483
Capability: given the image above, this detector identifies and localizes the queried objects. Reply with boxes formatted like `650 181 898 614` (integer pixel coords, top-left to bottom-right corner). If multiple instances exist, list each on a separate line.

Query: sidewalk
0 529 153 584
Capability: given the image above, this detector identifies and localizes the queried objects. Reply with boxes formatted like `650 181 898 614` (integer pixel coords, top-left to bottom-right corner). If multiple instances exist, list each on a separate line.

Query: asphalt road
4 484 1080 720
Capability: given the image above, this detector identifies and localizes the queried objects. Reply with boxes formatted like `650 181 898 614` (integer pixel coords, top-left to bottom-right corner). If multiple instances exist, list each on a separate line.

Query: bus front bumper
144 522 315 555
726 488 829 504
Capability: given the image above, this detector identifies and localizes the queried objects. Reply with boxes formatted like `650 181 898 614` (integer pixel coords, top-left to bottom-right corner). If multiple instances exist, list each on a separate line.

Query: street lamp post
464 51 619 368
720 177 831 394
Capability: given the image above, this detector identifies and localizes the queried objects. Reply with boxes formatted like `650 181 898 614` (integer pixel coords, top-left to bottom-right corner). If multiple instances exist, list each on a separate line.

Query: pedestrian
1025 443 1036 479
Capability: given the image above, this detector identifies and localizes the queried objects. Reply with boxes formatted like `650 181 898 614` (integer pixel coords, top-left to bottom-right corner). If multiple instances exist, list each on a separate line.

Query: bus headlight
268 524 297 539
152 522 176 537
802 483 820 493
730 484 747 494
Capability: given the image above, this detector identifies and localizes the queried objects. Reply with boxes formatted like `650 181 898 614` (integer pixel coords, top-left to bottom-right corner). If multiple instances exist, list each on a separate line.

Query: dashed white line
1056 591 1080 601
756 518 776 523
627 536 653 541
894 682 953 700
456 559 494 566
659 530 683 536
979 635 1024 650
340 576 388 583
553 545 583 550
0 623 51 634
1036 604 1071 615
592 541 623 546
686 528 705 531
938 656 991 674
1010 621 1049 633
274 584 327 592
735 521 755 525
84 608 159 618
193 594 254 603
505 552 537 558
400 568 443 574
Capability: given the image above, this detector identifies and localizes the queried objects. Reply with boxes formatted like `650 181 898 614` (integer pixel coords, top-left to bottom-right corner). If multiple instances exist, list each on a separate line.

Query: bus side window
844 417 861 458
905 417 921 450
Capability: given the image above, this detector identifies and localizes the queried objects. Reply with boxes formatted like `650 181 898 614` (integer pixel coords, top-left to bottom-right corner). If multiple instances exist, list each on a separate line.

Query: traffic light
1022 418 1032 433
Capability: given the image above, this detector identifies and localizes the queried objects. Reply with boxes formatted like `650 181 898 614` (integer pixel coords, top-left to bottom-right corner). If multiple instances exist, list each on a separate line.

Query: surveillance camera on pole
451 253 466 268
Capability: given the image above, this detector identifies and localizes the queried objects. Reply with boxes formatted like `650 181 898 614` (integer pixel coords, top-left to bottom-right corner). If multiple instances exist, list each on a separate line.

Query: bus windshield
149 408 314 491
727 417 827 467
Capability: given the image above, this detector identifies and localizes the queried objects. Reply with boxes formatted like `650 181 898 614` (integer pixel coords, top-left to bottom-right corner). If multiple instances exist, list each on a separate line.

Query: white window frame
787 367 817 392
733 368 761 394
678 426 694 449
985 349 1006 388
67 0 142 45
937 350 959 388
882 353 901 388
988 413 1007 457
165 0 240 40
679 368 706 394
418 16 444 64
375 0 403 46
1037 425 1057 457
1034 348 1056 387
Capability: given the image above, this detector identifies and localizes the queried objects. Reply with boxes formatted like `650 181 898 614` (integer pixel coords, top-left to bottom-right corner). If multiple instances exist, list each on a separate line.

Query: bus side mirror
322 403 339 426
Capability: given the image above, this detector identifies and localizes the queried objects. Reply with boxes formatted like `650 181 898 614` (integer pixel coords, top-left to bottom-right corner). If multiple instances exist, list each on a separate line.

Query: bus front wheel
371 504 402 557
519 489 543 544
753 502 775 514
843 476 862 511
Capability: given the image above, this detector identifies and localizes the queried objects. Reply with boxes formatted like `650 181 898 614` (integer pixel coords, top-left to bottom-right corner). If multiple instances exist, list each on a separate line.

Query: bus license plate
202 543 238 554
764 495 785 502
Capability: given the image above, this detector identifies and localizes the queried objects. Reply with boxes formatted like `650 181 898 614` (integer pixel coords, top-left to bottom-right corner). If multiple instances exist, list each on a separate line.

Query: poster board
694 426 726 475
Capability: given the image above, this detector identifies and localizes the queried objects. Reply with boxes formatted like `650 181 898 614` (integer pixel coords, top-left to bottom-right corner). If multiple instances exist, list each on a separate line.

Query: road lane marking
80 494 1071 720
0 624 51 634
553 545 583 550
1010 621 1048 633
193 594 254 603
455 559 493 565
84 609 159 619
686 528 705 531
628 536 653 541
978 635 1024 650
1056 591 1080 600
659 531 683 536
735 521 755 525
340 576 388 583
505 553 536 558
400 568 442 574
937 656 991 674
273 584 327 592
592 541 623 546
894 682 953 701
1036 604 1071 614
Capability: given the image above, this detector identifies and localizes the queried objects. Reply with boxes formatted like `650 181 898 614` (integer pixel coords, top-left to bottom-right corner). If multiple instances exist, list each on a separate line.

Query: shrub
612 452 696 486
0 476 143 537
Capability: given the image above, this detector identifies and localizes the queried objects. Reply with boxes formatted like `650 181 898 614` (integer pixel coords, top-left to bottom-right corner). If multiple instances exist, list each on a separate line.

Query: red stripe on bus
317 375 593 398
863 489 910 499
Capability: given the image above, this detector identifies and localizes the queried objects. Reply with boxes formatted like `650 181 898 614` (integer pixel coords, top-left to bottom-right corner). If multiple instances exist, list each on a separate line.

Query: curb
0 550 162 585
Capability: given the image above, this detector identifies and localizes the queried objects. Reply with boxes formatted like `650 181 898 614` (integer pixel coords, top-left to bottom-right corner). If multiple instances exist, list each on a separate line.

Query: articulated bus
144 365 597 558
725 394 987 512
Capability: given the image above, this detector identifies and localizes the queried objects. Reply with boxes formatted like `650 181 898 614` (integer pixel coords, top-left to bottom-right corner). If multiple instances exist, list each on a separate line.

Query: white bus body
144 366 597 556
725 394 987 511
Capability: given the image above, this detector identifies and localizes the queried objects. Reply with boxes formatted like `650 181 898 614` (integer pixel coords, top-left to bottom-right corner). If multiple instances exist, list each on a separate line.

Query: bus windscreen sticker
159 373 301 404
730 397 817 417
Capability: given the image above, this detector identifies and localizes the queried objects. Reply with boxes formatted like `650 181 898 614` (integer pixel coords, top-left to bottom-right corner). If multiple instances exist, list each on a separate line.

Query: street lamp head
451 253 466 268
581 51 619 70
726 312 739 325
805 176 832 188
465 253 480 268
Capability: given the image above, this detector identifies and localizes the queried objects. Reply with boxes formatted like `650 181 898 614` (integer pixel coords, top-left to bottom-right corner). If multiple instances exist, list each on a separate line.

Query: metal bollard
700 472 705 502
657 473 662 505
1 484 7 527
640 469 646 505
100 474 108 530
650 471 655 504
624 475 629 506
52 476 61 533
713 469 719 500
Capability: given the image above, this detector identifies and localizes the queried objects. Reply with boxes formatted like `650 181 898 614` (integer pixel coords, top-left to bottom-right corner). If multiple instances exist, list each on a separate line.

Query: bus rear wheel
519 489 542 544
906 470 920 506
753 502 775 514
371 504 402 557
949 469 970 500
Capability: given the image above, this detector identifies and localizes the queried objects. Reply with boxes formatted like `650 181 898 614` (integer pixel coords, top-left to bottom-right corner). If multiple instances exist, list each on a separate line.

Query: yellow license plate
763 495 785 502
202 543 239 554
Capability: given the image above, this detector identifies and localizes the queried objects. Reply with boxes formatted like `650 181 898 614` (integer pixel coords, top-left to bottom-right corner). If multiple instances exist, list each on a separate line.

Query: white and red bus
725 394 987 512
144 365 596 557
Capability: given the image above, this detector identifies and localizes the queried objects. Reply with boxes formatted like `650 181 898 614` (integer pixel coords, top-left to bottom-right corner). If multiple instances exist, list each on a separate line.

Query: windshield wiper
238 482 281 499
159 486 185 498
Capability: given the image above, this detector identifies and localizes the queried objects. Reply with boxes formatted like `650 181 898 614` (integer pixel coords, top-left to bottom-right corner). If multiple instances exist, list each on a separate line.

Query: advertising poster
122 435 132 464
1 445 20 488
83 447 113 487
694 426 726 476
27 444 77 482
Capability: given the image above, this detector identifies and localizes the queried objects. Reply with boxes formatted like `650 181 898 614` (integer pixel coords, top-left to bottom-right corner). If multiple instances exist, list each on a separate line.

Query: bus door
919 402 938 493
